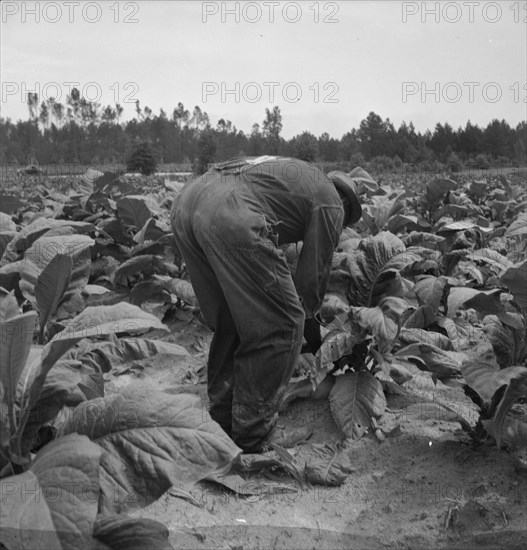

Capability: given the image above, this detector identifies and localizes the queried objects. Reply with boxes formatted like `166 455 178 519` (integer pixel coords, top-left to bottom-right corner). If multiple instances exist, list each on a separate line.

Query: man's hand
302 317 322 354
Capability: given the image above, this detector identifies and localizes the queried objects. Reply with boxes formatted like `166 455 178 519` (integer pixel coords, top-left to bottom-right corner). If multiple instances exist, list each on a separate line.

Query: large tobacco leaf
461 362 527 411
58 388 241 513
19 234 94 307
0 218 94 265
0 434 101 550
329 371 386 440
342 231 420 307
94 514 174 550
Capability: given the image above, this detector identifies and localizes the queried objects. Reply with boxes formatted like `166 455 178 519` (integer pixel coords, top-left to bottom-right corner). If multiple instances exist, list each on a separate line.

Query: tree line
1 89 525 174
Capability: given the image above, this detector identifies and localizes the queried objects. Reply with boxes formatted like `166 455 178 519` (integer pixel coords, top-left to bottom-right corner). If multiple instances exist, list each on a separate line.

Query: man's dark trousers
171 169 305 452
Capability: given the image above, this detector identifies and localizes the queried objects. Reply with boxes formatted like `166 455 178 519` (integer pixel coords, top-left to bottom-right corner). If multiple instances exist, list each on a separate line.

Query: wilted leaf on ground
304 443 354 486
329 371 386 440
0 434 101 550
58 388 241 513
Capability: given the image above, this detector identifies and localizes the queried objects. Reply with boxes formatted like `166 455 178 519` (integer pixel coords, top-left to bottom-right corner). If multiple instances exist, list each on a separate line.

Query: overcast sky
1 1 525 138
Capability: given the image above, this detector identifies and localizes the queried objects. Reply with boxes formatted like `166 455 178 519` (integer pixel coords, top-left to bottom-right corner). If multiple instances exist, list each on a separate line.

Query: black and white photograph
1 1 526 548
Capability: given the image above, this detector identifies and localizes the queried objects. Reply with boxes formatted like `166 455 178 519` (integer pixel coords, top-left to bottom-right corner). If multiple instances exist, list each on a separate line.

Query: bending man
171 156 361 452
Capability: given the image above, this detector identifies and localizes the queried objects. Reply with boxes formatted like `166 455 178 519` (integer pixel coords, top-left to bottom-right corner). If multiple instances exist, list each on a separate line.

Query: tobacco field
0 166 526 549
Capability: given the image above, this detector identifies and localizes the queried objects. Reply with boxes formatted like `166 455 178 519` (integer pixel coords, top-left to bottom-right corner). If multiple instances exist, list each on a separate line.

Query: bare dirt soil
107 317 527 550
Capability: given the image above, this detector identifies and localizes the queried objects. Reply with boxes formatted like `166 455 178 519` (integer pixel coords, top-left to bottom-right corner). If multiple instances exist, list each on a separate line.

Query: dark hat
327 171 362 225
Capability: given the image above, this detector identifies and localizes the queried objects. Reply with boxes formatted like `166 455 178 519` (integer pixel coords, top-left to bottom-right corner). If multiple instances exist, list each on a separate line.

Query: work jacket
203 156 344 318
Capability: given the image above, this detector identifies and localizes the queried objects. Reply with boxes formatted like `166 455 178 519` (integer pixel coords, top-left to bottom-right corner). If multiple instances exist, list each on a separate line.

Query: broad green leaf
0 212 17 233
404 305 437 330
81 337 190 373
94 514 174 550
414 276 448 310
320 292 349 321
0 311 37 407
423 177 457 207
447 287 503 317
0 434 101 550
461 362 527 410
133 217 170 245
0 291 20 323
501 260 527 312
113 254 174 286
116 196 158 231
83 284 110 296
14 304 167 460
329 372 386 439
351 297 410 351
483 315 526 368
19 234 93 307
0 218 93 265
51 302 167 342
0 194 26 215
399 328 453 350
469 249 512 273
469 179 487 198
164 277 199 307
401 232 446 251
312 330 363 388
395 343 463 381
387 214 419 234
35 254 72 341
505 212 527 239
348 166 378 191
345 232 420 307
490 369 527 448
58 388 241 513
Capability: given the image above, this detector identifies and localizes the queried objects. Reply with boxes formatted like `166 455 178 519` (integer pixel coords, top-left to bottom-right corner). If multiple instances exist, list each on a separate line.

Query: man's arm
294 204 344 319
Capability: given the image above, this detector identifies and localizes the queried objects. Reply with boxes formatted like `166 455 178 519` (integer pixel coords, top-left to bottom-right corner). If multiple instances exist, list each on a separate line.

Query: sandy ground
106 316 527 550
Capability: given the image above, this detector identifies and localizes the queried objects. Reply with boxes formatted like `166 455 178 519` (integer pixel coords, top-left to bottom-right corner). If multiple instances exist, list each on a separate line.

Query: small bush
126 141 158 176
